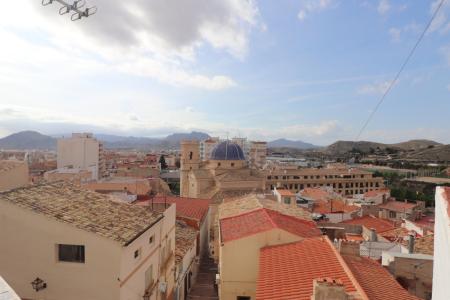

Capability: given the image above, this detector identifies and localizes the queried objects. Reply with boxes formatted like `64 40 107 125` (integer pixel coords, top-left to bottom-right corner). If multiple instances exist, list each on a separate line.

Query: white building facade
432 186 450 300
57 133 106 180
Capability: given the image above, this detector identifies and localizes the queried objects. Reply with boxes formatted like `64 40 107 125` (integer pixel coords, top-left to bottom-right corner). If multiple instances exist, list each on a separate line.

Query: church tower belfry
180 140 200 197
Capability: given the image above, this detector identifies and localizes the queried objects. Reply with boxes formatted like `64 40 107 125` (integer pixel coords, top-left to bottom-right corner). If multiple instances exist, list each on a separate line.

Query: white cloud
0 0 263 90
428 0 450 34
377 0 391 15
388 27 401 42
297 0 334 21
357 81 392 95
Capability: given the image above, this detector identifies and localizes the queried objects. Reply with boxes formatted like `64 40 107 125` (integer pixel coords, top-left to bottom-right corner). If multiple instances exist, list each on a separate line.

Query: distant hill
325 140 443 156
405 144 450 161
268 138 320 149
165 131 209 142
0 131 56 150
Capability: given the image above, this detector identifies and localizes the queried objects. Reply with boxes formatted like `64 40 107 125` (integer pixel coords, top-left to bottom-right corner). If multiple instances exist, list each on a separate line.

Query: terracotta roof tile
341 215 395 233
380 227 411 242
139 196 210 222
364 188 389 198
175 223 198 265
220 208 320 243
378 200 418 212
343 255 420 300
0 182 162 246
256 237 359 300
313 199 360 214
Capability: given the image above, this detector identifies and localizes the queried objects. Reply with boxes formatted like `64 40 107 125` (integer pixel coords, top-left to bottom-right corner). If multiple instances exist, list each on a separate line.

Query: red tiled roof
341 215 395 233
364 188 389 198
138 196 210 222
256 237 359 300
220 208 321 243
378 200 418 213
276 189 294 196
300 188 330 201
380 227 411 242
313 199 359 214
343 256 420 300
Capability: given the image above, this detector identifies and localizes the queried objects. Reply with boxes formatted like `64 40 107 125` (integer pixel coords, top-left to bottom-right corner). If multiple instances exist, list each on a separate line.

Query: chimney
408 233 415 254
369 228 377 242
311 278 348 300
338 240 360 256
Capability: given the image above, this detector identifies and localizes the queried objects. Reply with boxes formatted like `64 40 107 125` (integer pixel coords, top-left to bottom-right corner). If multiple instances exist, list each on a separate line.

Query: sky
0 0 450 145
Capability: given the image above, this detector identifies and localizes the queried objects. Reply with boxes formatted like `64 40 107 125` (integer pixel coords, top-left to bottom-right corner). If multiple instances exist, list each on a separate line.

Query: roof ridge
262 208 277 228
265 208 315 226
325 238 370 300
219 207 265 221
260 236 323 252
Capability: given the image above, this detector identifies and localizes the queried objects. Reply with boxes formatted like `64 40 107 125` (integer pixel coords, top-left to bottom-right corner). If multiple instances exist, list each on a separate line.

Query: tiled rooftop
299 188 332 201
256 237 359 300
343 255 420 300
138 196 210 222
0 182 162 246
312 199 359 214
341 215 395 233
220 208 320 243
364 188 389 198
275 189 294 196
218 193 311 220
378 200 418 212
175 222 198 265
380 227 411 242
401 234 434 255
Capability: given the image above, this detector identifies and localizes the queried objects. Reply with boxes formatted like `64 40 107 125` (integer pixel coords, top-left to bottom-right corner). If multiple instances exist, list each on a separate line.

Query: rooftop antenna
42 0 97 21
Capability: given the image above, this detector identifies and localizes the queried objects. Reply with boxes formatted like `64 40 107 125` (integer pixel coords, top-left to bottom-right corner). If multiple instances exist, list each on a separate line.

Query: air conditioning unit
159 282 167 293
215 273 220 285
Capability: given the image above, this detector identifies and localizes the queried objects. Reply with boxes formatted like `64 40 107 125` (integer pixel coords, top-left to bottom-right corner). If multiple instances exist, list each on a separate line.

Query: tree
159 155 168 170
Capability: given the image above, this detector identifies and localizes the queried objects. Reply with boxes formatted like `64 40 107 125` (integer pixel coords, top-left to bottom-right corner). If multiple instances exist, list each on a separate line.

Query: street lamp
31 277 47 292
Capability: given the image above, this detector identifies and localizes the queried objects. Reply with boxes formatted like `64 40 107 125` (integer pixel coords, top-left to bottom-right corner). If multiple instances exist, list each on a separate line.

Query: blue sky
0 0 449 145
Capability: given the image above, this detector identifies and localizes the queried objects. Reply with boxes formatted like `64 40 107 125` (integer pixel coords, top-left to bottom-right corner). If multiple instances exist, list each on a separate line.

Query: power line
355 0 447 141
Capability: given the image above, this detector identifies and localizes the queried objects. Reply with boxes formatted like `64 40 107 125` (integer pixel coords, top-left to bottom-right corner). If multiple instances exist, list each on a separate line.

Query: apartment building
199 137 220 161
266 167 384 196
0 182 175 300
0 160 29 191
57 133 106 180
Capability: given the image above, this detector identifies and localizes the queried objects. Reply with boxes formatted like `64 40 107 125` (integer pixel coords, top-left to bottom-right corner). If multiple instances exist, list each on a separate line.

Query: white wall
432 187 450 300
57 136 100 180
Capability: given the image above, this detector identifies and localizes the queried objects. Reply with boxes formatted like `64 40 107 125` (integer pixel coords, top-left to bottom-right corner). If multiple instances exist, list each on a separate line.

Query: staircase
187 256 219 300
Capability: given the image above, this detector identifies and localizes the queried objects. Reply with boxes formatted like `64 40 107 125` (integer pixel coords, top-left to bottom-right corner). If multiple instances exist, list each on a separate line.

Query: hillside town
2 1 450 300
0 131 449 300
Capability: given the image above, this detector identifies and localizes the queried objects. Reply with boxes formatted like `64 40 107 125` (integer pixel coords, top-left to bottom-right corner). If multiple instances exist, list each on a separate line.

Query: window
58 244 85 263
231 162 235 167
389 211 396 218
284 197 291 205
237 297 251 300
134 248 141 259
149 235 154 245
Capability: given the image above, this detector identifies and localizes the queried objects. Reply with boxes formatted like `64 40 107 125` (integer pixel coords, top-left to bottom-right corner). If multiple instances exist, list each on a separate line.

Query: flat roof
0 182 163 246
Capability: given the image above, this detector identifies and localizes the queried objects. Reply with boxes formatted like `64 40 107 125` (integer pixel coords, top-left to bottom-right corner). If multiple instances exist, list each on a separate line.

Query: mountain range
267 138 320 149
0 131 210 150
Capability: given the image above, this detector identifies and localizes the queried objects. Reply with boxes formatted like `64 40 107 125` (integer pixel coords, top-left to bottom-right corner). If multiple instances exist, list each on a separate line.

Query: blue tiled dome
211 141 245 160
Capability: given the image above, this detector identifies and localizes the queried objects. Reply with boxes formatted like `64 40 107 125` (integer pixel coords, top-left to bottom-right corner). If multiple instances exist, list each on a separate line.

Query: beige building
248 141 267 168
180 140 265 199
44 167 93 184
0 182 175 300
0 160 29 192
57 133 106 180
199 137 220 161
266 167 385 196
216 195 321 300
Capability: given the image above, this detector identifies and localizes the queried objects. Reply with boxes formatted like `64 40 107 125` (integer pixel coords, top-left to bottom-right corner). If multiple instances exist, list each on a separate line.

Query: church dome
210 141 245 160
